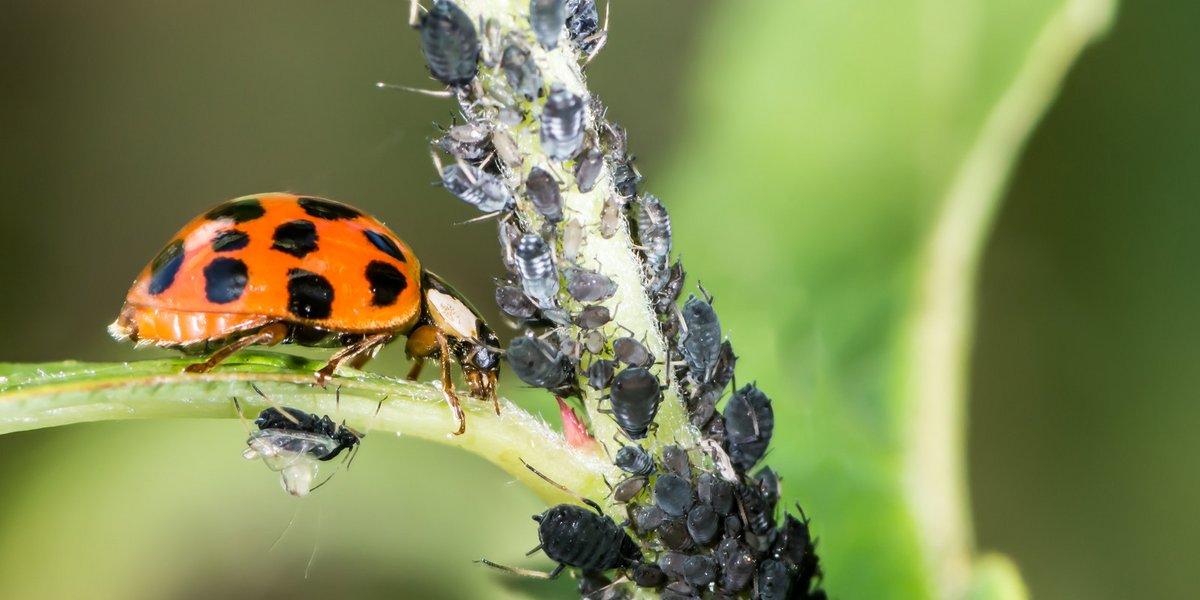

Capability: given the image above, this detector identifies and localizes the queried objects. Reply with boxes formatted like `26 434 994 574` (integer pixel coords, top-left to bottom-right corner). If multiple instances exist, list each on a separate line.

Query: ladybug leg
436 330 467 435
403 324 439 380
315 333 392 386
184 322 288 375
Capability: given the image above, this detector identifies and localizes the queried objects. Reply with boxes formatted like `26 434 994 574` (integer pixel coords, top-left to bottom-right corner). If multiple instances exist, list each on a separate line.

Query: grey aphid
540 84 585 162
440 163 514 212
680 294 722 380
634 193 672 274
573 304 611 330
514 233 559 308
612 336 653 367
599 195 623 239
524 166 563 223
501 42 542 101
529 0 566 50
574 146 604 193
561 218 584 263
565 267 617 302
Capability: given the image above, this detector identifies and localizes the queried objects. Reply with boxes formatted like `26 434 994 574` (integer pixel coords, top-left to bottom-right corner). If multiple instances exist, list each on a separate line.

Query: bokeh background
0 1 1194 599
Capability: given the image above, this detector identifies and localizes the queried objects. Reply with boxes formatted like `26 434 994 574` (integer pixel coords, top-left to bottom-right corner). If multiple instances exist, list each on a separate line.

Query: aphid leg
436 330 467 435
582 0 611 65
520 459 604 515
477 559 565 579
184 322 287 375
315 332 392 386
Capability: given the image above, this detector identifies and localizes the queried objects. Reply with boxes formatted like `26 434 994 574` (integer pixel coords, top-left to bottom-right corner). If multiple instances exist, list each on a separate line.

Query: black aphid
630 563 666 588
573 304 612 329
682 555 717 588
243 405 363 497
686 504 719 546
440 162 515 212
772 509 824 598
564 0 601 53
612 336 653 367
574 146 604 192
660 444 690 476
723 383 775 472
738 482 774 536
495 285 538 320
529 0 566 50
756 466 782 507
658 552 687 580
514 233 560 308
612 476 647 503
632 504 667 532
534 503 642 577
696 473 735 515
657 519 694 551
582 329 606 355
717 542 754 592
608 366 661 439
540 84 586 161
633 194 672 275
525 166 563 223
565 267 617 302
653 473 694 517
506 335 576 395
251 407 361 462
586 358 616 391
651 259 686 310
501 42 543 100
614 444 655 476
417 0 480 87
680 293 722 380
758 559 792 600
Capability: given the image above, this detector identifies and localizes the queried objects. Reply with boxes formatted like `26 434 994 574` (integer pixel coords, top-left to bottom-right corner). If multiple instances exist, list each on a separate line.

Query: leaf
659 0 1115 597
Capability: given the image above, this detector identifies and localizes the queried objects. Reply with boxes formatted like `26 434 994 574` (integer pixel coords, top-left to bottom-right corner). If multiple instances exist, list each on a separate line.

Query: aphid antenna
407 0 427 27
582 0 612 66
519 458 604 515
304 506 322 579
250 383 301 426
696 281 715 304
453 155 478 185
476 559 565 579
266 501 306 554
375 81 453 98
231 397 256 435
454 210 505 226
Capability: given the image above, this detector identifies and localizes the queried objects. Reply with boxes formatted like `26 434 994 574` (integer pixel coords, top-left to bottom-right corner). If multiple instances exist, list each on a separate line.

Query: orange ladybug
109 193 500 435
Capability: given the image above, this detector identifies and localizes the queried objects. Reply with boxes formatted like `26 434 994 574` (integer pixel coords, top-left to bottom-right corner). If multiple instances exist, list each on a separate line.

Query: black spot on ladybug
205 198 265 223
271 220 319 258
287 269 335 320
148 240 185 296
203 257 249 304
298 197 362 220
211 229 249 253
365 261 408 307
363 230 407 262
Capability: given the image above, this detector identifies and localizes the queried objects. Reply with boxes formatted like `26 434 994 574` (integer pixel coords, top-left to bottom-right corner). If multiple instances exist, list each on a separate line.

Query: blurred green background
0 0 1193 599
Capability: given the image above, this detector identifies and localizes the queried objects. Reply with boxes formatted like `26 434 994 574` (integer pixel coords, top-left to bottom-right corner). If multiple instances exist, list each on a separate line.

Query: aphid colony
410 1 827 597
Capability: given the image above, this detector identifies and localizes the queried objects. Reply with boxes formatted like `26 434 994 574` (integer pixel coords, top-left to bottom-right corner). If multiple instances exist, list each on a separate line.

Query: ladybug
109 193 500 435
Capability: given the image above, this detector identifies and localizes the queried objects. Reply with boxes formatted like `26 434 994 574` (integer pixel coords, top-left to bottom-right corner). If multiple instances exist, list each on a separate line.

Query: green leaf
660 0 1115 597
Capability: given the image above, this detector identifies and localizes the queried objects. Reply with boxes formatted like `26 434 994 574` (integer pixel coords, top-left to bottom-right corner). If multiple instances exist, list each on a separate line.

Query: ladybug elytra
109 193 500 435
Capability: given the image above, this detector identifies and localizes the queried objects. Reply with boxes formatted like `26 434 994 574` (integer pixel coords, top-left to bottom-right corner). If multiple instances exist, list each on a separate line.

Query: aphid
110 193 500 435
501 41 543 101
482 464 643 579
514 233 560 308
723 514 743 540
723 384 775 472
654 473 694 517
506 335 576 395
416 0 480 88
565 267 617 302
632 504 666 532
599 195 623 238
660 444 690 476
242 405 363 497
540 84 586 161
691 340 736 406
612 336 652 367
612 476 647 503
716 542 754 592
658 552 688 580
498 217 524 275
633 194 672 274
574 146 604 193
758 559 792 600
478 17 504 68
491 128 523 166
682 556 717 588
696 473 735 515
679 293 722 381
611 157 640 200
436 122 491 162
586 358 616 391
630 563 666 589
755 466 782 507
524 166 564 223
495 285 538 320
561 218 584 263
440 161 516 213
738 482 774 536
564 0 601 53
614 444 654 476
652 259 686 312
657 519 694 551
608 366 661 439
529 0 566 50
772 509 822 592
573 304 612 330
686 504 719 546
